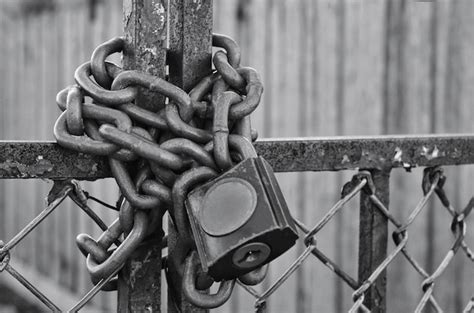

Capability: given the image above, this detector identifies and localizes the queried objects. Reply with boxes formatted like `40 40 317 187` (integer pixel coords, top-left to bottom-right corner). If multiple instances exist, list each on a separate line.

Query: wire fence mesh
0 166 472 312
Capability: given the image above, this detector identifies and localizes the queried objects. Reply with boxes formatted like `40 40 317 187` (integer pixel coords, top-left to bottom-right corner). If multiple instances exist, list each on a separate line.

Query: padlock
185 135 298 281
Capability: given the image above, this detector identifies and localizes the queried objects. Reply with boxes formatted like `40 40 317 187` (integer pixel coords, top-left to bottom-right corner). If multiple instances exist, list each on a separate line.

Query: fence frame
1 1 474 312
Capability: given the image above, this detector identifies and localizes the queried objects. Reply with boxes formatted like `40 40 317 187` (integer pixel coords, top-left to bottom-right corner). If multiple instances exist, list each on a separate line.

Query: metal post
167 1 212 312
358 169 390 313
117 1 168 311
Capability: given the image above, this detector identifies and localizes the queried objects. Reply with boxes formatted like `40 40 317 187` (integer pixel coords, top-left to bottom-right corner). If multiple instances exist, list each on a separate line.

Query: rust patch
0 158 53 178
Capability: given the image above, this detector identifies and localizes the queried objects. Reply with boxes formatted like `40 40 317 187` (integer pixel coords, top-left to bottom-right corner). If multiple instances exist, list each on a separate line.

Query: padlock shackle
233 115 252 142
183 251 235 309
171 167 218 246
229 134 257 159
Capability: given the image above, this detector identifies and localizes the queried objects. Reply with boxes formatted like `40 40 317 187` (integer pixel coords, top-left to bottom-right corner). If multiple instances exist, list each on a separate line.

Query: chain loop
213 51 245 90
212 33 241 68
75 62 136 105
90 37 125 89
86 211 148 282
183 251 236 309
53 32 266 308
66 85 85 135
109 159 161 209
213 91 242 171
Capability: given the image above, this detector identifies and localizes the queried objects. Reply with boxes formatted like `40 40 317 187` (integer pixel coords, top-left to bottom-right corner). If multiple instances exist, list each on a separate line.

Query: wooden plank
434 1 474 311
265 0 299 312
67 3 84 294
37 9 51 281
0 5 6 246
30 16 44 275
303 1 340 312
451 1 474 310
15 14 28 264
51 0 66 289
79 1 97 303
383 1 421 311
385 2 439 311
214 0 239 44
333 0 351 310
3 9 16 270
343 1 387 312
295 1 322 312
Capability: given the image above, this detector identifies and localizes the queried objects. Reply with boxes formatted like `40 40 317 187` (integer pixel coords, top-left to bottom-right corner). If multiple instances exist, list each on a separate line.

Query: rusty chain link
52 32 265 309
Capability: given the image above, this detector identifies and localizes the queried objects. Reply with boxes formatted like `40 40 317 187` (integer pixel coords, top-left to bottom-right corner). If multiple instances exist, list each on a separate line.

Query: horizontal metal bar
1 134 473 179
257 133 474 172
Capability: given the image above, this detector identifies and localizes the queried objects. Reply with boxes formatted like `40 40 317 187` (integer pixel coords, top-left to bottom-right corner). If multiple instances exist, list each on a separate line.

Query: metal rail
1 134 473 179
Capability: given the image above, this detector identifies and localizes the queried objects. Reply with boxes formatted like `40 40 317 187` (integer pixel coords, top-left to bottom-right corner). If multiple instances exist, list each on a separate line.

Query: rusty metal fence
1 138 473 312
1 0 474 312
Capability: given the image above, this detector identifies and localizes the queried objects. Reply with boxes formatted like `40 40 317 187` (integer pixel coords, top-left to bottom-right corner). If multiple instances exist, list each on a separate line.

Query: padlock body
186 157 298 281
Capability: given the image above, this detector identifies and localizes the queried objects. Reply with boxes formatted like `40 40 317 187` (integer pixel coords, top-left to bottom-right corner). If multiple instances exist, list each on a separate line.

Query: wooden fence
0 0 473 312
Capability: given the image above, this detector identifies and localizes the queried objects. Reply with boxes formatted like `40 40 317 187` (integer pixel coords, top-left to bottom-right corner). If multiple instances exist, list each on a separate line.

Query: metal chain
53 33 265 309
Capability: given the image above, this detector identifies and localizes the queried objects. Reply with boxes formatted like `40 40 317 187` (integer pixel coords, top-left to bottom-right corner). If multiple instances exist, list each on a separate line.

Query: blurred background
0 0 473 312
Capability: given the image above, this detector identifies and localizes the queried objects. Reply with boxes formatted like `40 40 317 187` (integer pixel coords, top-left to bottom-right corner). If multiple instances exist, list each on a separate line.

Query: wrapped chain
53 33 265 308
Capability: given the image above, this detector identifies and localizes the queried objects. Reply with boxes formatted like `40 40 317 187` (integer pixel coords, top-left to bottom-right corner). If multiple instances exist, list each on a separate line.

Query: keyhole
237 249 262 265
232 242 271 269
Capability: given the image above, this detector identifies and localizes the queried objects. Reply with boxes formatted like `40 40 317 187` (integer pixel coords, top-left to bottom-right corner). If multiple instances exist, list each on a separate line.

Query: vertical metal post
167 1 212 312
118 1 168 311
358 169 390 313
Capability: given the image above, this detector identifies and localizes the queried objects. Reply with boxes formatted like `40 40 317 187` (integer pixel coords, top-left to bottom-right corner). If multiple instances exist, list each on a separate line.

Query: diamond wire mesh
0 166 472 312
236 167 473 312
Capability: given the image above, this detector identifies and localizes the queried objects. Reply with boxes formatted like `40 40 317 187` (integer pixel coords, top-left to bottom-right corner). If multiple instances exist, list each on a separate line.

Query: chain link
51 32 265 309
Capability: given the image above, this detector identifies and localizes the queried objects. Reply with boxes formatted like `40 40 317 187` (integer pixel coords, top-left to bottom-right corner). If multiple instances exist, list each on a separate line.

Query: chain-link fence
0 165 472 312
239 167 473 312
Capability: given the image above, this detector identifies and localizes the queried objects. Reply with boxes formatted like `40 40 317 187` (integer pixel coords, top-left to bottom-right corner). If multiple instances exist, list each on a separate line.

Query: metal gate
0 1 473 312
